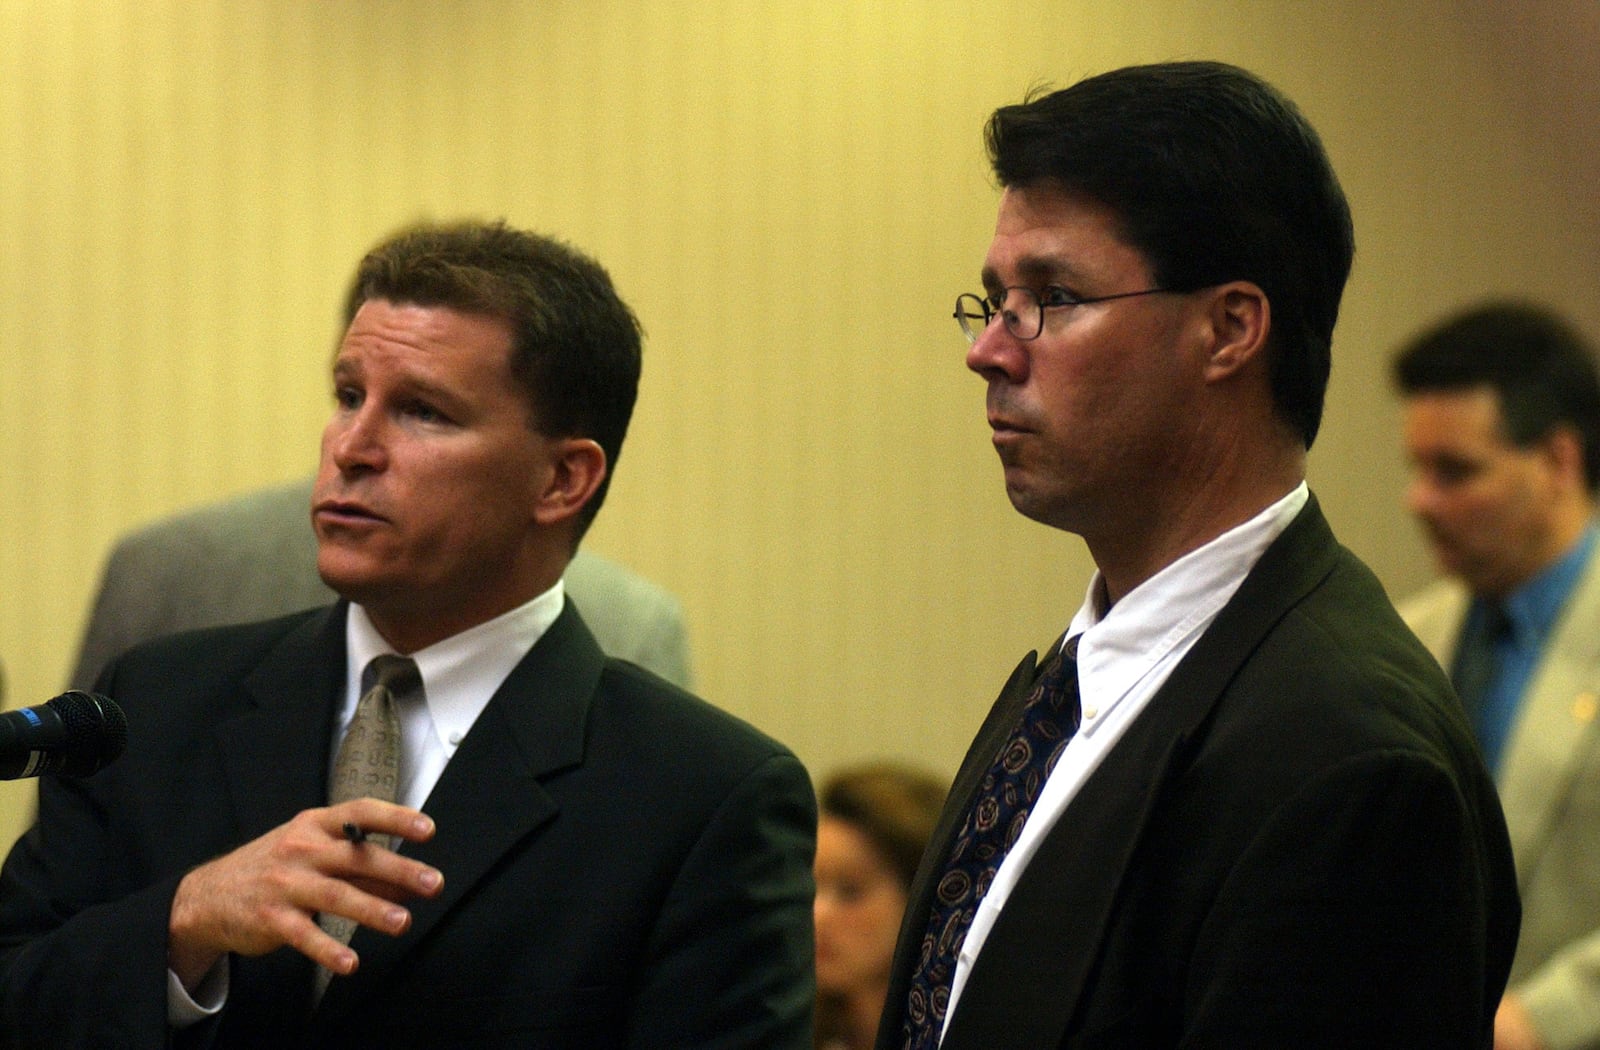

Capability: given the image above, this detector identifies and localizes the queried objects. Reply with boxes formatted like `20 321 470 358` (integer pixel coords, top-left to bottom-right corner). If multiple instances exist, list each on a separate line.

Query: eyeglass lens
954 289 1042 344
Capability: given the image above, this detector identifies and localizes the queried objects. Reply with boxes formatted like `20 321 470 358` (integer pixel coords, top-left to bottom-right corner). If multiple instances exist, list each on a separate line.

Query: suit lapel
935 651 1047 869
1498 547 1600 869
942 498 1343 1048
211 605 346 1040
219 605 347 840
878 649 1041 1049
319 603 604 1014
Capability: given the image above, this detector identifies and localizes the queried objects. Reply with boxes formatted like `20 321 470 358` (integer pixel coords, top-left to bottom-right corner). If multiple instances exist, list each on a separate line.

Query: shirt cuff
167 957 228 1027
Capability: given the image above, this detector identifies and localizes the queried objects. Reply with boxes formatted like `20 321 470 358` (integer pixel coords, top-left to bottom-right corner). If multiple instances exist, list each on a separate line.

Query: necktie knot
362 653 422 700
1031 639 1081 726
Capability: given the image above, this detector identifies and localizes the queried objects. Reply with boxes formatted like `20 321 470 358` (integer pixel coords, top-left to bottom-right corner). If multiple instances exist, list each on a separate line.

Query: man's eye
409 399 462 426
334 387 361 410
1433 462 1478 486
819 878 869 905
1038 286 1080 308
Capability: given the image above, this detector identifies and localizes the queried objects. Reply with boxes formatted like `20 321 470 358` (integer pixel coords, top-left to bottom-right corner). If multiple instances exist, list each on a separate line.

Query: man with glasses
879 62 1519 1049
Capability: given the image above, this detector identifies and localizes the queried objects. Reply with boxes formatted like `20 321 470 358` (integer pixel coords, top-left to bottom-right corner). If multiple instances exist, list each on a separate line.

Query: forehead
1403 387 1509 449
815 818 896 877
336 299 515 375
981 184 1149 287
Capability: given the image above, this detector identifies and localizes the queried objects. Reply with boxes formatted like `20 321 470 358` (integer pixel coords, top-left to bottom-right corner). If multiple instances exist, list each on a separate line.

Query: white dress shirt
942 484 1308 1037
338 582 565 809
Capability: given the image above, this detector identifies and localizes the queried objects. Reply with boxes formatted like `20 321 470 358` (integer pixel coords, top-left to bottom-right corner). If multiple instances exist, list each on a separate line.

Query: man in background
1 220 814 1048
69 477 694 692
878 62 1518 1049
1396 301 1600 1050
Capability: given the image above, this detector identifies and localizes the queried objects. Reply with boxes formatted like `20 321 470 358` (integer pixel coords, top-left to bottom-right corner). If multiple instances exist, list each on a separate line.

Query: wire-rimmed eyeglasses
953 285 1170 344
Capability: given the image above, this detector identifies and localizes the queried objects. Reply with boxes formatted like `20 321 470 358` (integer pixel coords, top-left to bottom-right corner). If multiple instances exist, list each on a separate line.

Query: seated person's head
813 763 947 1048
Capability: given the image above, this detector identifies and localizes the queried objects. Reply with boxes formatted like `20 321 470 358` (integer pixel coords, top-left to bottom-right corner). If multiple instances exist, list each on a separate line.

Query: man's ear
1201 282 1271 383
1535 424 1587 491
533 438 608 527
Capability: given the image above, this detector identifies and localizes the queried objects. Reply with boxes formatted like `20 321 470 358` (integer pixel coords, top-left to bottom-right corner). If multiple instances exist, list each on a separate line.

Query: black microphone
0 691 128 780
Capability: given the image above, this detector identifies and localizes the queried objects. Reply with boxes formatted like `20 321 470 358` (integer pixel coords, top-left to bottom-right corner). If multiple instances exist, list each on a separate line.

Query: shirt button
448 731 464 746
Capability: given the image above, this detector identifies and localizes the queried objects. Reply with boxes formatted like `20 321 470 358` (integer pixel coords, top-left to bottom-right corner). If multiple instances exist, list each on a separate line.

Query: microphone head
44 691 128 777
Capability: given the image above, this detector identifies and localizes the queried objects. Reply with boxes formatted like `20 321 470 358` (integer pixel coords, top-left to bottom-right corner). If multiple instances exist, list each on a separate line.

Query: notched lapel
944 498 1341 1048
218 607 347 842
941 651 1043 850
876 646 1036 1043
1498 553 1600 866
325 604 606 1009
880 649 1040 1044
915 650 1042 913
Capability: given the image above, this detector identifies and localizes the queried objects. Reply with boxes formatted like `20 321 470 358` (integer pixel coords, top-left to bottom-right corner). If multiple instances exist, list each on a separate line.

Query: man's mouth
314 499 387 526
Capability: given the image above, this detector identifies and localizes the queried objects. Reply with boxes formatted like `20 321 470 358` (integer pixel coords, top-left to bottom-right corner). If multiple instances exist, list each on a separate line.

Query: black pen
342 821 368 844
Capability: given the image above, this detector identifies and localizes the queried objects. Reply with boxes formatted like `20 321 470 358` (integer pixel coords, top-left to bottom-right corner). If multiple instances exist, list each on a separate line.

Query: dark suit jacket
877 498 1520 1049
0 603 815 1049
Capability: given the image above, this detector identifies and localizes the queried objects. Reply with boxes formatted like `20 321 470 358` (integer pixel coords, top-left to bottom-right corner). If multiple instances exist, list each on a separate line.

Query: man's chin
316 553 392 605
1433 553 1501 597
1005 484 1072 531
1429 548 1467 582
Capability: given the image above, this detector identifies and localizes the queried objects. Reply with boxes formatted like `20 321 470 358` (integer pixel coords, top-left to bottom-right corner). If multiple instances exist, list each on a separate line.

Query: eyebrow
980 253 1089 292
330 358 464 410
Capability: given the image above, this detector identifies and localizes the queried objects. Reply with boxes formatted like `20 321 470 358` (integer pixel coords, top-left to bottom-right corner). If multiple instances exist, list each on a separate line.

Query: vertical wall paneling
2 1 1597 848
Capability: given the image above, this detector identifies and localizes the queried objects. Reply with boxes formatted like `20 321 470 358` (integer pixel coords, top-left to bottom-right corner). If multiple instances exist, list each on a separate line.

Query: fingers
322 800 444 902
310 874 416 942
331 798 437 848
313 801 442 945
168 802 444 988
283 904 361 978
335 851 444 904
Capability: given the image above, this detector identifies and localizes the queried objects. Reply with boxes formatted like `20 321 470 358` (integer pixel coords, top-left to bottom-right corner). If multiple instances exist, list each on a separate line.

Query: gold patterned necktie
314 653 420 999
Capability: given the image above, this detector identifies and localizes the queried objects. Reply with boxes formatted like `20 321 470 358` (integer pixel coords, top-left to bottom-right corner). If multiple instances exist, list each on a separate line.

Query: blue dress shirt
1457 525 1597 772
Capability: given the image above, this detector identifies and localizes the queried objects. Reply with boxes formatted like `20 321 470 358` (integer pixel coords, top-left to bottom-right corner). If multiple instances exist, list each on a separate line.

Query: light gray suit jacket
1402 562 1600 1050
70 478 693 692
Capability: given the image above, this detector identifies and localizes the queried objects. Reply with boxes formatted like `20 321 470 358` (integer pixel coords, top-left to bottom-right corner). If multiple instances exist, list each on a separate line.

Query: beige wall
3 1 1597 849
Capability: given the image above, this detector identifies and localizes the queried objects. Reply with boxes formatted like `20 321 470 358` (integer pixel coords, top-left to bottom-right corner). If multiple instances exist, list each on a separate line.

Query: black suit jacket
878 498 1520 1049
0 602 816 1049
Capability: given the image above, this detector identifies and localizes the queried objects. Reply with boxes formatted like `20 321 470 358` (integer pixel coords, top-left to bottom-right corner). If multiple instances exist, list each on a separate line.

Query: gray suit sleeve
564 551 695 689
69 537 161 693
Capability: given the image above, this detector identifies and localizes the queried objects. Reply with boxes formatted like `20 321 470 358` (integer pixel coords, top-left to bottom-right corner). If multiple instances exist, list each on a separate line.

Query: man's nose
325 405 389 473
966 317 1028 382
1405 473 1437 519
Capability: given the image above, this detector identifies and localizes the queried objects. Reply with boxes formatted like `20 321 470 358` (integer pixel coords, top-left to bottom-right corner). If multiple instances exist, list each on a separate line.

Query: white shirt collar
1066 483 1308 733
344 580 566 763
